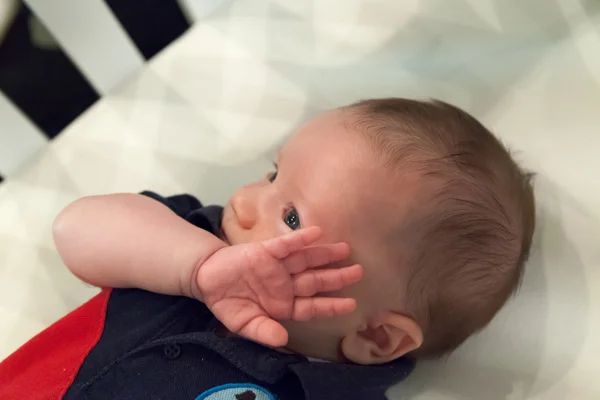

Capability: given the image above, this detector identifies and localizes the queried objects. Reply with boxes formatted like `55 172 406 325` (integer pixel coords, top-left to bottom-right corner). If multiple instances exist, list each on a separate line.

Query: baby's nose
231 189 257 230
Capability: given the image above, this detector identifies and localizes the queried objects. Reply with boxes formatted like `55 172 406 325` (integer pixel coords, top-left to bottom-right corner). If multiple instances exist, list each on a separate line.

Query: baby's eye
283 207 301 230
268 163 278 183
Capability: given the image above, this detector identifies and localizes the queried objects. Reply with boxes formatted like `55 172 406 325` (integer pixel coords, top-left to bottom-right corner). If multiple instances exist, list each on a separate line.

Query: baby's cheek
285 311 360 336
344 268 375 302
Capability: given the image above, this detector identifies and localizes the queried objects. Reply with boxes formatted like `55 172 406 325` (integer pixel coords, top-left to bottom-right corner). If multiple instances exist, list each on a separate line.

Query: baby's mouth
219 220 230 245
220 229 230 245
219 204 232 245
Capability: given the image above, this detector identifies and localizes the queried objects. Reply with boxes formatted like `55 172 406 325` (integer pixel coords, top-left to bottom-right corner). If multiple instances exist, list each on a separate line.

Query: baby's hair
347 98 535 357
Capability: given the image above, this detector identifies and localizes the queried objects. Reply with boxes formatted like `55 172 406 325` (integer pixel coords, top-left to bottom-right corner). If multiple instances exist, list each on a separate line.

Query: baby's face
221 110 419 360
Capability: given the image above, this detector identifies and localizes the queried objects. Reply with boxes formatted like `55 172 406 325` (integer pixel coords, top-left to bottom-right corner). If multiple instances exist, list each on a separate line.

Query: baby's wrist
189 241 229 302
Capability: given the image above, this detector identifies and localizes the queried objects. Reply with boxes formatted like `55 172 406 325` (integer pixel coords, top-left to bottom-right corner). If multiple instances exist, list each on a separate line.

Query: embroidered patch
195 383 277 400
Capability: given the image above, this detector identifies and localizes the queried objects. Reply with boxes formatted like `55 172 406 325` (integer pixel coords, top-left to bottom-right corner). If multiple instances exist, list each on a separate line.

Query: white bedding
1 1 599 398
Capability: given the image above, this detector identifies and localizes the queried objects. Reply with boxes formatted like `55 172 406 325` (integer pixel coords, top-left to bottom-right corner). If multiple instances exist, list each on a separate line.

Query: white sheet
1 1 599 398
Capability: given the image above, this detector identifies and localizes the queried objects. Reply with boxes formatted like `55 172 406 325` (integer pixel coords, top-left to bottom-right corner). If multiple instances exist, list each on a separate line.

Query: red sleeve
0 289 111 400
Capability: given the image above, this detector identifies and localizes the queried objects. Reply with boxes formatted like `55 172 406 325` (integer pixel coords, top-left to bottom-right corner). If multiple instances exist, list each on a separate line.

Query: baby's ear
341 312 423 365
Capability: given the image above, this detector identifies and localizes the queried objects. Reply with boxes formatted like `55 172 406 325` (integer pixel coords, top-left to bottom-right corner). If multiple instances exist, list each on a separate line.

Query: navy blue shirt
63 192 414 400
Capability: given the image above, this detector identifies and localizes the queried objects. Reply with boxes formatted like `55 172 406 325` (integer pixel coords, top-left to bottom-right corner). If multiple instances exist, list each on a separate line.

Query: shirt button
262 354 279 364
163 344 181 360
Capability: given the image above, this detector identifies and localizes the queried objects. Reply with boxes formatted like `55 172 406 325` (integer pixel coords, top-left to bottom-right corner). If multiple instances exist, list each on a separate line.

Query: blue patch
195 383 277 400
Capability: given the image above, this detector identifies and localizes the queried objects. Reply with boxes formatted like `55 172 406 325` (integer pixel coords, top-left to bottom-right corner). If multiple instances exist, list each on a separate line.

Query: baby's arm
53 193 226 298
53 193 363 347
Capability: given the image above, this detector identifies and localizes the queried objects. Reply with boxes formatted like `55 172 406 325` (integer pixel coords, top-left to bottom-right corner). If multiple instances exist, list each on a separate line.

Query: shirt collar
289 357 415 400
150 331 414 399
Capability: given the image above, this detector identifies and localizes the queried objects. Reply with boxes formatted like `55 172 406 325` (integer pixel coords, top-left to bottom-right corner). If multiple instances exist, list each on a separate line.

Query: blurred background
0 0 189 138
0 0 203 181
0 1 599 399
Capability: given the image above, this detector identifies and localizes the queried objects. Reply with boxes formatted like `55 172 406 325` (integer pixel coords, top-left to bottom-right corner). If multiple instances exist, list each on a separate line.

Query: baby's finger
283 243 351 274
262 226 322 259
293 264 363 296
237 315 289 348
292 297 357 321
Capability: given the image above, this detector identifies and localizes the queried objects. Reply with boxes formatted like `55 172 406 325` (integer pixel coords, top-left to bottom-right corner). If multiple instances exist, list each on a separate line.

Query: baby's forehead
284 113 420 241
284 111 380 175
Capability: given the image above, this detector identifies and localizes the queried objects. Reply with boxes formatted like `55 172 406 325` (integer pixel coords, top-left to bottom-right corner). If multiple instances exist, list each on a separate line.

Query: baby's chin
221 227 241 247
220 223 252 247
219 205 237 245
220 211 254 246
219 226 231 245
220 220 247 246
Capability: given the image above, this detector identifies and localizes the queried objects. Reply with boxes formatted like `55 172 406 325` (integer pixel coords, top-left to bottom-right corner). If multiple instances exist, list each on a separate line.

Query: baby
0 98 534 400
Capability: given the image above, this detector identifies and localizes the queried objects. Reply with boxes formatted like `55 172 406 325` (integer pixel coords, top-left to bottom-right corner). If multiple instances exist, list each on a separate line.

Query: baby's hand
196 227 363 348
